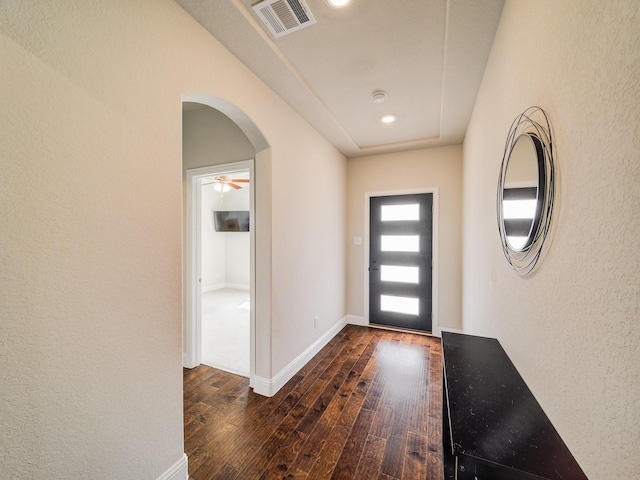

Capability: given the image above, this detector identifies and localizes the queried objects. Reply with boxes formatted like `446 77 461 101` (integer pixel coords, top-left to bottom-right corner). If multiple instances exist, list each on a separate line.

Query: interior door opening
185 160 255 381
200 169 251 376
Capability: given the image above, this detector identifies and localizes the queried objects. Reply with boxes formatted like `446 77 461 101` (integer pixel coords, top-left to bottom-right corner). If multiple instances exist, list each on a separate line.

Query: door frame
364 187 439 335
185 159 255 383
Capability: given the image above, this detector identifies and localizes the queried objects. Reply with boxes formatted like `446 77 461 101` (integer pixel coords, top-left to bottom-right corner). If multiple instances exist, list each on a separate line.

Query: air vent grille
253 0 316 38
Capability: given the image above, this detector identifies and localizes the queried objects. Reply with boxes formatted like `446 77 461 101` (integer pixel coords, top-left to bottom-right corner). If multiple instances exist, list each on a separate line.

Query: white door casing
364 187 439 336
185 160 256 384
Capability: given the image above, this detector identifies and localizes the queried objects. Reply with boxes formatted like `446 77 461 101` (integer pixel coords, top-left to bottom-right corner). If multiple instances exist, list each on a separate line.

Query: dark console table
442 332 588 480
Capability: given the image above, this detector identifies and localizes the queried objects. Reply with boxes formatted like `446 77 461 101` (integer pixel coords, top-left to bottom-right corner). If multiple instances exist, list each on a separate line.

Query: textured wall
0 0 347 477
462 1 640 478
269 121 347 375
346 146 463 331
0 2 185 477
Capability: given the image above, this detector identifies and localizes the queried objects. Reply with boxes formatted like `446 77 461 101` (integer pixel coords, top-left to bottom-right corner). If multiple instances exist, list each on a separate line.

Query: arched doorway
181 95 271 394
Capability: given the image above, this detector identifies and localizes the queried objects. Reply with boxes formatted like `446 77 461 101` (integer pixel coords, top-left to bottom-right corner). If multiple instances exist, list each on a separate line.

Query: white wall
269 127 347 375
200 176 251 291
201 182 226 290
462 1 640 478
0 0 346 477
182 105 256 170
224 233 250 288
217 177 251 289
346 146 463 331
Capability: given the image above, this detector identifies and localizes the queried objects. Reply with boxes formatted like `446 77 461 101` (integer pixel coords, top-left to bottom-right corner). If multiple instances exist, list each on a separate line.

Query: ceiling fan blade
230 178 250 182
229 183 242 189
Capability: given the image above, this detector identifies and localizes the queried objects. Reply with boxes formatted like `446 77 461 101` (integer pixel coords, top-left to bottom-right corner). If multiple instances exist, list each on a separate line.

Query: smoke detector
253 0 316 38
372 90 387 104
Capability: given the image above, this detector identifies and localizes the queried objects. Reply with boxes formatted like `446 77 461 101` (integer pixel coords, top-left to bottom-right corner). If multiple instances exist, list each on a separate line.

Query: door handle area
370 257 379 272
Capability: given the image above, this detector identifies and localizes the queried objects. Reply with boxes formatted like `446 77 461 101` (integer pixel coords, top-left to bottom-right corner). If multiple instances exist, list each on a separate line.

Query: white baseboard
201 283 225 293
201 283 249 293
347 314 450 338
346 314 367 326
251 375 273 397
252 317 348 397
157 454 188 480
183 352 197 369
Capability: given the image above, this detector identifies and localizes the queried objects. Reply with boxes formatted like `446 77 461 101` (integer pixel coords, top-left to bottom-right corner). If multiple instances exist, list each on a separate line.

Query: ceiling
176 0 505 158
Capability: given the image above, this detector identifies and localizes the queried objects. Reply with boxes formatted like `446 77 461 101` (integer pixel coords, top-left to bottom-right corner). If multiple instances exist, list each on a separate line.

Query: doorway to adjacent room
185 160 254 377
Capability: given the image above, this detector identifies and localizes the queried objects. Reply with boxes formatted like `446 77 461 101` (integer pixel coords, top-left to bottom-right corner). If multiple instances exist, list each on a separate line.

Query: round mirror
497 107 555 275
502 133 544 251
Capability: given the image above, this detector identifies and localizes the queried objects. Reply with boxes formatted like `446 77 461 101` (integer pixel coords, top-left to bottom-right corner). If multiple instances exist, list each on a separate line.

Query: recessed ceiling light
380 113 397 124
328 0 352 8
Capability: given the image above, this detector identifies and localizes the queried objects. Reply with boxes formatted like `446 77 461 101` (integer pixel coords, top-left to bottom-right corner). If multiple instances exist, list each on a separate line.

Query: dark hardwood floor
183 325 444 480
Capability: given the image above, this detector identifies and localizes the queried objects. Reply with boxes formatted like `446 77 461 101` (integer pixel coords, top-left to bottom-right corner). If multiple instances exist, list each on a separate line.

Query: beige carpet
201 288 250 377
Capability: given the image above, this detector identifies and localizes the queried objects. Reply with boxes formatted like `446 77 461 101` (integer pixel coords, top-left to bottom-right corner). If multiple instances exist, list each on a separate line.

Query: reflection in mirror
497 106 555 276
502 134 542 251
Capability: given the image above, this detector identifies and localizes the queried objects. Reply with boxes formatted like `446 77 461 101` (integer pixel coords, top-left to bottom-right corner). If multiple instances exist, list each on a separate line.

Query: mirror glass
502 133 542 251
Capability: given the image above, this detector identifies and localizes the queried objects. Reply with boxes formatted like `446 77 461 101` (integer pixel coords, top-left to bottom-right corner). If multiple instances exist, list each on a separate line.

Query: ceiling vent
253 0 316 38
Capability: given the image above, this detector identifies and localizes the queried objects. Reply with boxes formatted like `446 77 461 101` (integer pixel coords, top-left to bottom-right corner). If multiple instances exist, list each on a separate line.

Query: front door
369 193 433 332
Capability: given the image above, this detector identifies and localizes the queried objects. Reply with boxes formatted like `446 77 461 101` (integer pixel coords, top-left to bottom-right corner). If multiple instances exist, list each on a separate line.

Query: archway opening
181 95 271 393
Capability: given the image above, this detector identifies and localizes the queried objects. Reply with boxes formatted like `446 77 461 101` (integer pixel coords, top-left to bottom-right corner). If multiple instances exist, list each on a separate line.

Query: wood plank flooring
183 325 444 480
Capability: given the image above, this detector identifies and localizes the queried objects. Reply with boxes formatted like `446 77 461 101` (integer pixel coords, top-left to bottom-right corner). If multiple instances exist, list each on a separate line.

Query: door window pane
381 265 419 284
381 235 419 252
506 236 528 250
503 198 536 250
503 199 536 219
380 295 419 316
381 204 419 221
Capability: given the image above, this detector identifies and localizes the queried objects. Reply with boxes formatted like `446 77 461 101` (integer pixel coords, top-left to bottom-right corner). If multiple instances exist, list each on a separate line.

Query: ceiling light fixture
327 0 352 8
380 113 397 124
372 90 387 104
203 175 250 196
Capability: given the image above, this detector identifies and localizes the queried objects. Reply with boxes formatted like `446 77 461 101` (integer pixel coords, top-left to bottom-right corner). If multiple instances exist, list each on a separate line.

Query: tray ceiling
176 0 505 158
